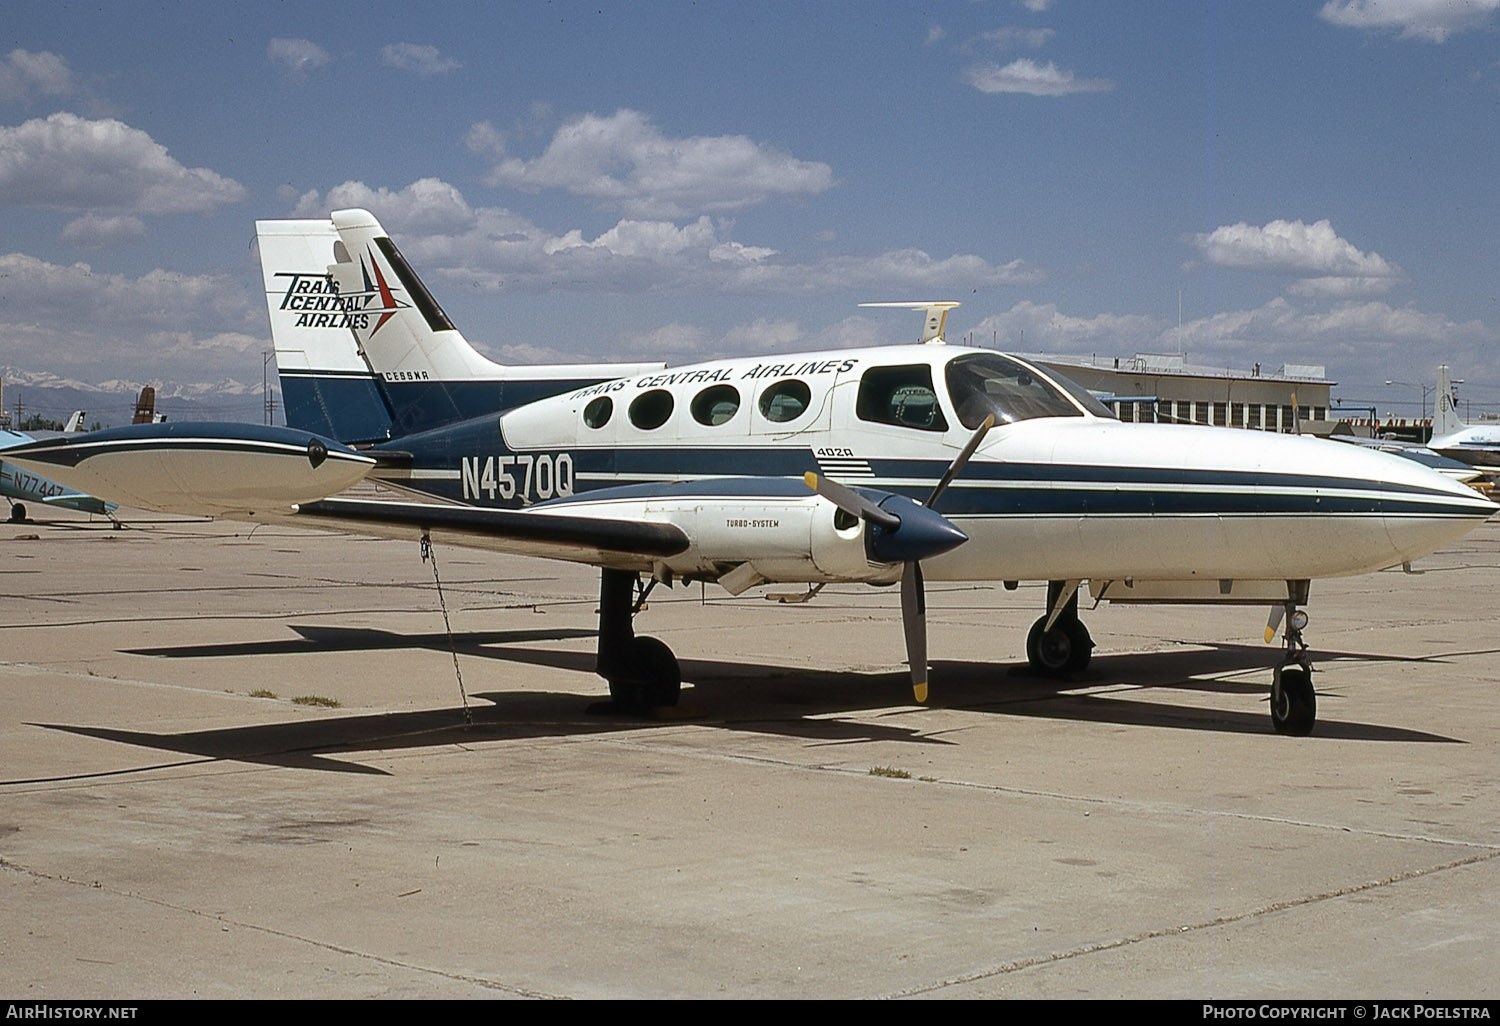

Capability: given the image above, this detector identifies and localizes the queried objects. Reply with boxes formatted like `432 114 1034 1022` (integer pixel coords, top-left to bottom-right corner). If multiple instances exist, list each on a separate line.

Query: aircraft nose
1352 446 1498 561
867 494 969 563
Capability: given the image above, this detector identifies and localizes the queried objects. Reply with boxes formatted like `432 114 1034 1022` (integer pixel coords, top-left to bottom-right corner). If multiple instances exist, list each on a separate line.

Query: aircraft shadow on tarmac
16 624 1463 779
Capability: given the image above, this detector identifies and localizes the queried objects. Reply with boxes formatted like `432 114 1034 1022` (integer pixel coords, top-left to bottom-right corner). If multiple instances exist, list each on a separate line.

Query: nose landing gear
1269 602 1316 736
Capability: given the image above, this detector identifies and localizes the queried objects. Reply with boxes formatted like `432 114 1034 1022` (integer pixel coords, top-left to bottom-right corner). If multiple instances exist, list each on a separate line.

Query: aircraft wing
287 496 690 568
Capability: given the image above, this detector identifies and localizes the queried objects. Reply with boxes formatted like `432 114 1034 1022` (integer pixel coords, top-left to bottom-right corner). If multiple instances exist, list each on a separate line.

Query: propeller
805 415 994 703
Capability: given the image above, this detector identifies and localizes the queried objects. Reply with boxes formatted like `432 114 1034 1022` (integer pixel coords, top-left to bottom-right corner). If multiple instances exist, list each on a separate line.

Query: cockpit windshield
944 352 1115 428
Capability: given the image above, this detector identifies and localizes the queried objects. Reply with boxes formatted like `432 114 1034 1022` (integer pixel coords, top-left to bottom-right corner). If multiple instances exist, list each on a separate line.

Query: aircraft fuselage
366 344 1495 587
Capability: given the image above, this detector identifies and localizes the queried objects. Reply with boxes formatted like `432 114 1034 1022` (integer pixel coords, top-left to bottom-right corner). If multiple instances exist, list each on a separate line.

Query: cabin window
690 384 741 426
629 389 675 431
583 396 613 429
857 365 948 432
758 379 812 423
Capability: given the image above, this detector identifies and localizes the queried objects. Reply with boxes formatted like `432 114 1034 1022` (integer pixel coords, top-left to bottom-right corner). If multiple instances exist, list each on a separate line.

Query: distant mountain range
0 367 274 428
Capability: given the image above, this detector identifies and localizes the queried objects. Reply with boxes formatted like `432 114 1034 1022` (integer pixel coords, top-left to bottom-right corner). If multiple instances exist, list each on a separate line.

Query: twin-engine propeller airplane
8 210 1496 735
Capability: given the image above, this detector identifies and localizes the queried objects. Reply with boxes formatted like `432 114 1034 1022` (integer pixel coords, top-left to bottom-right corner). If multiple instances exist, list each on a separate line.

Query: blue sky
3 0 1499 420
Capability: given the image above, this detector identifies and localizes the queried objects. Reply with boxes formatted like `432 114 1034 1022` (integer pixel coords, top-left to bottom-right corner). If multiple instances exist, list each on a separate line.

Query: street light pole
1384 379 1432 423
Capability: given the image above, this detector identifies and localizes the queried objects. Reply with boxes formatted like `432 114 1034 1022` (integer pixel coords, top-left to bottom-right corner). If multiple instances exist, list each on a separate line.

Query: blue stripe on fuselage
375 433 1492 520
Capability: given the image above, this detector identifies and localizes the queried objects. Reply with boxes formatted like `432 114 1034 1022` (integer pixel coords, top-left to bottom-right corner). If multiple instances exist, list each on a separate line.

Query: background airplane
1425 364 1500 469
1 423 117 523
8 210 1495 737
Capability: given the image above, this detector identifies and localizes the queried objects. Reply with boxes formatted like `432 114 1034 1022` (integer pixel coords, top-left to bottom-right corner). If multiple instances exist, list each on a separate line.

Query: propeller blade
1265 604 1286 644
901 562 928 703
926 414 996 508
804 471 901 529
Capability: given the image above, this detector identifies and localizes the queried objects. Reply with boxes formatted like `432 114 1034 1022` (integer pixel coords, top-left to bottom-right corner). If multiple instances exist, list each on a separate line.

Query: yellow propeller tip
913 683 928 704
803 471 819 489
1264 628 1277 644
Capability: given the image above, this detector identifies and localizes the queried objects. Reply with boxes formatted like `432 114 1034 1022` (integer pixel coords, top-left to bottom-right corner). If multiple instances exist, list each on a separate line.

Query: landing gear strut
1269 599 1316 736
1026 580 1093 676
597 567 681 712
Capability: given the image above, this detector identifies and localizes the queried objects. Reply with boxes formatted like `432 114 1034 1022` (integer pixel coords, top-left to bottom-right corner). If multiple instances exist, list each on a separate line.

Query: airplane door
748 365 838 439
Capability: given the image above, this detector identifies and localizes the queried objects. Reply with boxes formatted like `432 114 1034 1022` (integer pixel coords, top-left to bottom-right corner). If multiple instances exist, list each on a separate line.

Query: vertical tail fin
1433 364 1464 438
325 208 505 435
255 218 394 444
324 208 662 437
132 387 156 424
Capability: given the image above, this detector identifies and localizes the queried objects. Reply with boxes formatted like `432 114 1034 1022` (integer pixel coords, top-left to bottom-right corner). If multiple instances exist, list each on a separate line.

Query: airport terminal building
1028 352 1332 433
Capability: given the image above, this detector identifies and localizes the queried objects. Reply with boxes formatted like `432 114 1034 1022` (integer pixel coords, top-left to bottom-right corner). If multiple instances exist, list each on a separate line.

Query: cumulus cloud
268 38 331 80
1161 297 1491 374
290 177 478 235
60 213 147 249
0 251 261 379
286 177 1039 300
0 49 74 103
1319 0 1500 42
0 112 247 214
970 301 1167 353
964 58 1113 96
380 43 461 75
478 108 836 218
1192 219 1403 295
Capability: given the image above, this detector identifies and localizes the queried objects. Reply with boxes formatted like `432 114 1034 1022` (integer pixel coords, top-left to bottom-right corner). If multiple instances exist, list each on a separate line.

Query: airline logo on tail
270 250 408 335
273 271 370 331
341 251 409 336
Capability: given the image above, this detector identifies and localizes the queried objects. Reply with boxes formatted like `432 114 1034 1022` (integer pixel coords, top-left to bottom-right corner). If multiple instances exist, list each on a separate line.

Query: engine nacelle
534 481 892 586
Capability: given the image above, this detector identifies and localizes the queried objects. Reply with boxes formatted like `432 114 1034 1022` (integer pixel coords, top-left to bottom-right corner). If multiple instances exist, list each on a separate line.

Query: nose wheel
1269 604 1316 736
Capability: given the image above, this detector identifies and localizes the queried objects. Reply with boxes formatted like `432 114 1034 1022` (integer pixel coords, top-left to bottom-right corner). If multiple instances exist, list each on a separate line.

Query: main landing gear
1269 599 1316 736
1026 580 1093 676
596 567 682 713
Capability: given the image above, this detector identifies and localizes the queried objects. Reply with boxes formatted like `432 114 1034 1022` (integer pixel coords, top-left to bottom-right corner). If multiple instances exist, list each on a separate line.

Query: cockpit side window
944 352 1111 428
856 365 949 432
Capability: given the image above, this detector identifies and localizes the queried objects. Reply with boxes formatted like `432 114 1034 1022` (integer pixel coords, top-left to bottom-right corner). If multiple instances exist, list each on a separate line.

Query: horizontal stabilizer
4 423 375 516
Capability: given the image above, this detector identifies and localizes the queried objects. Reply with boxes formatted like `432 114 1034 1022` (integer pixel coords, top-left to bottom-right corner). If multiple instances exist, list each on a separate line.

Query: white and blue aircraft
8 210 1496 736
1426 364 1500 469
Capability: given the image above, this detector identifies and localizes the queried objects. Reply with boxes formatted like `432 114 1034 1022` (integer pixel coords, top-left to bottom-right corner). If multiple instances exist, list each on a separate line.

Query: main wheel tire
1027 616 1075 675
9 502 26 523
606 635 681 711
1271 666 1316 736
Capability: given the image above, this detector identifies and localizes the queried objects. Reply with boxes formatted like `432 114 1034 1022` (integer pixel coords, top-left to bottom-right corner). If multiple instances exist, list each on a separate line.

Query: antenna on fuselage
859 301 960 344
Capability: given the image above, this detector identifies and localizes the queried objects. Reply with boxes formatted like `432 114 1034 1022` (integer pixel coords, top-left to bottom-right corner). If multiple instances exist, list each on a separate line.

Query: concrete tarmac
2 508 1498 999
